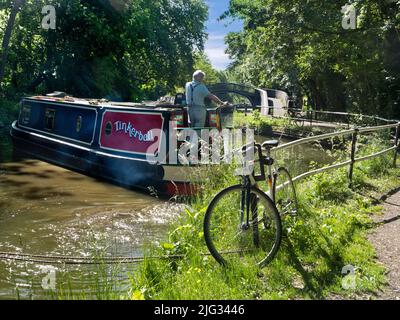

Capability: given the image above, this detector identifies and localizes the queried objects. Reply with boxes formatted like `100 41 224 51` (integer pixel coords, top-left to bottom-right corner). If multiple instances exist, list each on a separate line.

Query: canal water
0 128 186 299
0 128 336 299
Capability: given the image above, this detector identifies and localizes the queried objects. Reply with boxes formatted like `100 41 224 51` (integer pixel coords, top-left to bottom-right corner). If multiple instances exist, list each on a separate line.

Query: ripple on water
0 159 188 299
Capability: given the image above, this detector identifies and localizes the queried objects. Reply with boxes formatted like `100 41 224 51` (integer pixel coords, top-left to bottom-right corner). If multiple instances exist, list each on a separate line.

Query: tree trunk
0 0 26 86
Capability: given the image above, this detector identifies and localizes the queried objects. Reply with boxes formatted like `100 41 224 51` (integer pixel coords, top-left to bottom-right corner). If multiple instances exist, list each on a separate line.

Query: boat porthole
45 109 56 131
76 116 82 133
20 105 31 125
105 122 113 136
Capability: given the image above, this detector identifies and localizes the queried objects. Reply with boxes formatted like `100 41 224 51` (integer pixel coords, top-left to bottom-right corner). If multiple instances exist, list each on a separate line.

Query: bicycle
204 140 298 268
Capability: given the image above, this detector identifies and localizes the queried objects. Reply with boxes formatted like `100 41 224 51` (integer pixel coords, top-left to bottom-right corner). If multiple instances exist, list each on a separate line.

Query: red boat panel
99 111 165 155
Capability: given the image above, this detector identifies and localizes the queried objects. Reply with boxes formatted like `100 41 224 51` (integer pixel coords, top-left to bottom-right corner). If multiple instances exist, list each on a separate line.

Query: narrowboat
10 92 235 197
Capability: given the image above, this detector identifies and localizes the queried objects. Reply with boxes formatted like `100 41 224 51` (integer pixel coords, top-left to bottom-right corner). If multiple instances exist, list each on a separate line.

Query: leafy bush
0 99 19 126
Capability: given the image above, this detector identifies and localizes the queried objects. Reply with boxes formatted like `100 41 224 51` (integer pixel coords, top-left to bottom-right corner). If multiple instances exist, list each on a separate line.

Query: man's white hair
193 70 206 80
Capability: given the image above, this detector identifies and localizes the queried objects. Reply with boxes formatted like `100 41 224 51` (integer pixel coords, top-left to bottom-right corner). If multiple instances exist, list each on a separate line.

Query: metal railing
282 108 398 128
270 110 400 186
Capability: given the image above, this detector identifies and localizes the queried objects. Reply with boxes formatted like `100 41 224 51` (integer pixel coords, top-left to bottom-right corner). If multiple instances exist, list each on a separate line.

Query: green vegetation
122 146 399 300
0 99 18 161
224 0 400 119
0 0 218 128
0 0 209 101
233 111 322 137
0 98 18 126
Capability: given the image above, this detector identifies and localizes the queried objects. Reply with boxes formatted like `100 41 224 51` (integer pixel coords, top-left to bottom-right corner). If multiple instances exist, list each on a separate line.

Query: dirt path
368 190 400 300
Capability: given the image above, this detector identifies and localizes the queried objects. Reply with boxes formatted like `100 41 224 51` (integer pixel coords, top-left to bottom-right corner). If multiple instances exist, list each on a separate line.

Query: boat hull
10 121 190 196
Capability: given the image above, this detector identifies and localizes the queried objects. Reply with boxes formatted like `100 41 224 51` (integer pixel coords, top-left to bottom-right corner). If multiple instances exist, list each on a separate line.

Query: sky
204 0 243 70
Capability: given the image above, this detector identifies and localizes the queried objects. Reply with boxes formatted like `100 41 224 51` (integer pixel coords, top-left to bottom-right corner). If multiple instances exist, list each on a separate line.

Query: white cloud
204 46 230 70
207 34 226 41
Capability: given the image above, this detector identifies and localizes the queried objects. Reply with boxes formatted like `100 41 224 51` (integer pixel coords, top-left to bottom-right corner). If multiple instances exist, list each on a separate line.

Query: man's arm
207 93 228 107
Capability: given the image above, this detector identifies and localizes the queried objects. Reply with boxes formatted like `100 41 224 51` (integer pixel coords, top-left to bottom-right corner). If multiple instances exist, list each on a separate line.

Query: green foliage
233 111 319 137
0 0 209 100
356 134 394 178
307 169 352 203
0 98 18 125
224 0 400 119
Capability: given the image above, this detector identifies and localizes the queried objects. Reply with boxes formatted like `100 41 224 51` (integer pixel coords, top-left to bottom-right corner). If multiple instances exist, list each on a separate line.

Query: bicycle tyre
204 185 282 268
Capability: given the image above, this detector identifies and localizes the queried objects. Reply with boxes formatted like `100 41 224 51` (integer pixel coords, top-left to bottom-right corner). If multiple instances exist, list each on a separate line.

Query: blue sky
205 0 243 70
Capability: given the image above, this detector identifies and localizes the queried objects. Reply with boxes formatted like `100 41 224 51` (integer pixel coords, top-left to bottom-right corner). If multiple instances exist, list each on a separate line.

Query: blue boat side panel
19 100 97 145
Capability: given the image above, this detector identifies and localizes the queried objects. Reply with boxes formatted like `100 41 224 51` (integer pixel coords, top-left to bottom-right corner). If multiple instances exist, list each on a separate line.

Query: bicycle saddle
262 140 280 148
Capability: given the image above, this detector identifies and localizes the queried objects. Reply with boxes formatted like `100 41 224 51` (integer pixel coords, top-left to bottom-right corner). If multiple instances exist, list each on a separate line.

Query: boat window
105 122 112 136
76 116 82 133
45 109 56 131
20 105 31 125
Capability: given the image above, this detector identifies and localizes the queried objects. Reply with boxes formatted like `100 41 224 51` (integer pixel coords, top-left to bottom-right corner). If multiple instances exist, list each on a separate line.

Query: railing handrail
269 110 400 185
273 129 356 151
281 107 399 124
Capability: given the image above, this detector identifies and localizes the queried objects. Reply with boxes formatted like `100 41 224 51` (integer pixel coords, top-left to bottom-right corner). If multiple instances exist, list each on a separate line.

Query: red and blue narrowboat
10 93 233 196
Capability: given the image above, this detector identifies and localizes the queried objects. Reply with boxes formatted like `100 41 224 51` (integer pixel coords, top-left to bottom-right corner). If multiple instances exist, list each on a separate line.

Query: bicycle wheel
204 185 282 268
273 167 299 217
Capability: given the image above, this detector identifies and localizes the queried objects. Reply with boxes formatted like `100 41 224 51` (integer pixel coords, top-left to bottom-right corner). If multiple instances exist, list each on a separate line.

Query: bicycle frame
240 143 277 231
242 143 277 194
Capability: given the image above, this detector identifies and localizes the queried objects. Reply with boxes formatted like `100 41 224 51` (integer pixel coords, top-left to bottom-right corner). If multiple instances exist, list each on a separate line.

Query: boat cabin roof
24 95 185 112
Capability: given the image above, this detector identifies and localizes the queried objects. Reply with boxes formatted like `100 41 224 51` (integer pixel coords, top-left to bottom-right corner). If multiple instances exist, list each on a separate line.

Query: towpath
368 190 400 300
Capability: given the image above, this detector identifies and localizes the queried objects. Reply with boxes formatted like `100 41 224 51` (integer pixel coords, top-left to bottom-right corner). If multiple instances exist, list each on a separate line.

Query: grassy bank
121 141 399 300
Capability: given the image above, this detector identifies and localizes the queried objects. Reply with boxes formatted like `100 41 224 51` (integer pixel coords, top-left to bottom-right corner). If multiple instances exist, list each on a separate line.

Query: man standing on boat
186 70 228 128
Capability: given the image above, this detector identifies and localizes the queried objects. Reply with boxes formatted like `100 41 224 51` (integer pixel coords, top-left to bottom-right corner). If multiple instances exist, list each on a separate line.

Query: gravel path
368 190 400 300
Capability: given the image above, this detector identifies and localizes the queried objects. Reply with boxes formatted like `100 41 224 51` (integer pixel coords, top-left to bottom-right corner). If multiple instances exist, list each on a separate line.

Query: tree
0 0 25 86
224 0 400 118
0 0 209 100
